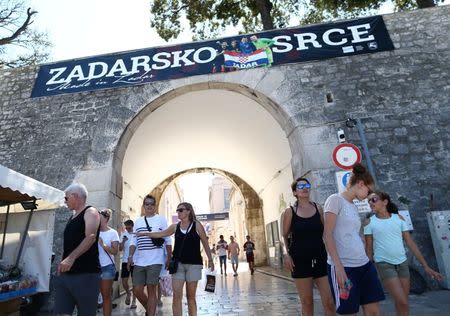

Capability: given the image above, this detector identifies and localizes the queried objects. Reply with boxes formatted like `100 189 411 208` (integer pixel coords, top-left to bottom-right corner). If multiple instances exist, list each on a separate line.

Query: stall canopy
0 164 64 210
0 164 65 292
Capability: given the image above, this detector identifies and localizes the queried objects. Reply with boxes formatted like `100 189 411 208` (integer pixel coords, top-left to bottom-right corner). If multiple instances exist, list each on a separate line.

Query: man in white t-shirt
128 195 172 316
216 235 228 275
119 219 136 308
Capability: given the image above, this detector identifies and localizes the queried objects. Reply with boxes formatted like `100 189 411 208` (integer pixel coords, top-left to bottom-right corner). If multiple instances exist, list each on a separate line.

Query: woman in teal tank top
364 190 443 316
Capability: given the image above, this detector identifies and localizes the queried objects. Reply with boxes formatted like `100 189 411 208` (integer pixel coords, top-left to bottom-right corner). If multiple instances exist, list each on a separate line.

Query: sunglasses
99 211 110 218
176 208 187 213
296 183 311 190
368 196 379 204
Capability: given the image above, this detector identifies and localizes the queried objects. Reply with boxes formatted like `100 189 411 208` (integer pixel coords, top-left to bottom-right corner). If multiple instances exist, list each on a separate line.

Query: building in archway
0 8 449 306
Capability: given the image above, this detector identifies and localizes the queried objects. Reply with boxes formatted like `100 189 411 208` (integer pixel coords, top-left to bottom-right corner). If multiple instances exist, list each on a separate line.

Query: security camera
337 128 346 143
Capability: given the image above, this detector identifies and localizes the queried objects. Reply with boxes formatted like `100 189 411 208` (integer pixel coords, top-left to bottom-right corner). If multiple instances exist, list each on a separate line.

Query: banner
196 212 229 221
31 15 394 98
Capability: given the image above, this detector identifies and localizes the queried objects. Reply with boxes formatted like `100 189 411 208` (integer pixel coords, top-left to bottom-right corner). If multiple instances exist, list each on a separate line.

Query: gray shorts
53 272 100 316
172 262 203 282
230 255 239 265
132 264 162 286
375 260 410 281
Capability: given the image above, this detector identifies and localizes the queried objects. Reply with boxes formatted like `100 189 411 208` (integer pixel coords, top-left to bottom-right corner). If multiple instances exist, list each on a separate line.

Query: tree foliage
150 0 443 41
0 1 51 68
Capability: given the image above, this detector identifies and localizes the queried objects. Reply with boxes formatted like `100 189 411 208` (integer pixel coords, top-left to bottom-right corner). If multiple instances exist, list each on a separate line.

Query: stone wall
0 6 449 304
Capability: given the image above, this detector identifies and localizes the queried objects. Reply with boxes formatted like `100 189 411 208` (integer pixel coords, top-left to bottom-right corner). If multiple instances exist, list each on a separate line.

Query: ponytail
349 163 374 187
373 190 399 214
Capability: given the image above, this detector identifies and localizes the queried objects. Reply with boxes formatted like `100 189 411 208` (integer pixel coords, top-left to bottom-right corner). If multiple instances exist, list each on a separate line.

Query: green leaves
149 0 439 42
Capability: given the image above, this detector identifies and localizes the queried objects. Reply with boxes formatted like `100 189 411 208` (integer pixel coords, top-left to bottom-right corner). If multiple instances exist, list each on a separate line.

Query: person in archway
364 190 443 316
323 163 385 316
136 202 214 316
216 235 228 275
127 195 172 316
243 235 255 275
97 208 120 316
228 236 240 276
281 177 335 316
119 219 137 308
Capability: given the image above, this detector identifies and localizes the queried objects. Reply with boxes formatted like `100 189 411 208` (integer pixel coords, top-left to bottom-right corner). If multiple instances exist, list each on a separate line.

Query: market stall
0 164 64 316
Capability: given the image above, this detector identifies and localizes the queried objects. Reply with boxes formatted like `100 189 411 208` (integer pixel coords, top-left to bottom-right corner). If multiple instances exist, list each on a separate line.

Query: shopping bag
160 275 173 297
204 269 216 293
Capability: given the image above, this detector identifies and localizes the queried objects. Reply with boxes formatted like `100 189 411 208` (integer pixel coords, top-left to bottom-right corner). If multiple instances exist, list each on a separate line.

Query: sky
28 0 174 61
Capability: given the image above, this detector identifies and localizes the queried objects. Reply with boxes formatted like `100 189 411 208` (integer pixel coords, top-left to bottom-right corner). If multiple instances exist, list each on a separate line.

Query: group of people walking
53 162 442 316
281 163 442 316
213 234 256 277
54 185 216 316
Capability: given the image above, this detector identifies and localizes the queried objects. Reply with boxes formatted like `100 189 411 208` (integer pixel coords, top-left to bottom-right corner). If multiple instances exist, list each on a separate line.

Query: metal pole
15 207 34 267
0 204 10 259
356 118 377 186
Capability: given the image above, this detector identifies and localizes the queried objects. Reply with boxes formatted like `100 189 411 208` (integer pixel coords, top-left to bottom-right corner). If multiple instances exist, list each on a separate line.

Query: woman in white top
323 163 384 316
98 208 120 316
364 190 442 316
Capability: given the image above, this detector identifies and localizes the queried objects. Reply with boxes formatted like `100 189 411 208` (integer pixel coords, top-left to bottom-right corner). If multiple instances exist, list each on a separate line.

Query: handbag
168 258 178 275
169 222 193 274
159 275 173 296
144 217 165 247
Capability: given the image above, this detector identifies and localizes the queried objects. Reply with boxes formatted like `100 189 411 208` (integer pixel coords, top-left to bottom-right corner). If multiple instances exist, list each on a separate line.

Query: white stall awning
0 164 64 211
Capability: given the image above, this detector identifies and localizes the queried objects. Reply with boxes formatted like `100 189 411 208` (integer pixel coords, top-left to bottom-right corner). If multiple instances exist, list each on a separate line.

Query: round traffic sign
332 143 362 170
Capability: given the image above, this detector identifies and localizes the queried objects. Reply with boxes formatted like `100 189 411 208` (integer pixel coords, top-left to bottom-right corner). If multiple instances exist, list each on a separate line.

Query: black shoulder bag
144 216 165 247
169 221 193 274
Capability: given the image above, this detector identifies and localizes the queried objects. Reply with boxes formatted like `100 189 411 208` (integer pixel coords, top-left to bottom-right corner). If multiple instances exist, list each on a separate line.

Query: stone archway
110 81 295 270
148 167 267 266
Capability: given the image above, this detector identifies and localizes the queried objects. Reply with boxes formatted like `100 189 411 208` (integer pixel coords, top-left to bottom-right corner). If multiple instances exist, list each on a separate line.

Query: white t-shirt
217 240 228 256
98 228 120 267
120 230 133 263
130 215 172 267
324 193 369 267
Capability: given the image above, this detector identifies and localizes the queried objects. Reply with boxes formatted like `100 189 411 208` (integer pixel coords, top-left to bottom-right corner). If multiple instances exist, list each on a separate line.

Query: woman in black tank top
135 202 215 316
280 177 335 316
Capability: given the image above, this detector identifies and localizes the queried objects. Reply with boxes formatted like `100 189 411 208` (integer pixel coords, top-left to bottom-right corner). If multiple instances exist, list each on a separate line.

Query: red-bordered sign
332 143 362 170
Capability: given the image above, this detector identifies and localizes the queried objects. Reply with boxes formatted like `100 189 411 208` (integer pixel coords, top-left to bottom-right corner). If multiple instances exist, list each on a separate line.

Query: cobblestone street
102 264 450 316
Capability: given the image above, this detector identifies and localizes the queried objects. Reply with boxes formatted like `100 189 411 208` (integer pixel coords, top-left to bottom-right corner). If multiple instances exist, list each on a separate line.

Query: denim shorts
230 255 239 265
101 263 116 280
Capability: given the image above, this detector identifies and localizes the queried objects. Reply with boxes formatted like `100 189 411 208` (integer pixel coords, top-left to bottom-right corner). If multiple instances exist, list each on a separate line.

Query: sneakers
125 293 131 305
233 273 238 276
130 303 137 309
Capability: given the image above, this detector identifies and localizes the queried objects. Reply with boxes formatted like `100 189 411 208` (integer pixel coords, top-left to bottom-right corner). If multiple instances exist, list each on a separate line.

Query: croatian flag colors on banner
224 49 269 69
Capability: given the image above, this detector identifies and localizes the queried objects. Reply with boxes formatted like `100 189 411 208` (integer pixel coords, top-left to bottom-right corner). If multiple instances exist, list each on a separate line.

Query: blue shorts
328 261 385 315
219 255 227 265
101 263 116 280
